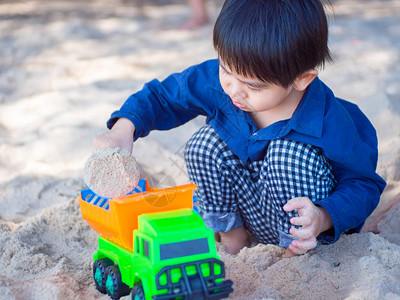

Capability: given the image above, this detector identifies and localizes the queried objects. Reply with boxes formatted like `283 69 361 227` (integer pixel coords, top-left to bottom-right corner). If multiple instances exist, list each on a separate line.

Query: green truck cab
92 209 233 300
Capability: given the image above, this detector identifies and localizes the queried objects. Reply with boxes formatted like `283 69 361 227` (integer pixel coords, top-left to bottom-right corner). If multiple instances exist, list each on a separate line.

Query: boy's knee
185 125 217 159
184 125 233 168
265 139 329 176
263 139 335 199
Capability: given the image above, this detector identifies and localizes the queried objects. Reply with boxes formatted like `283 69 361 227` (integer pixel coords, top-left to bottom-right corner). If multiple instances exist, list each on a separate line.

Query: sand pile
220 233 400 299
2 197 399 300
0 199 103 299
83 148 140 198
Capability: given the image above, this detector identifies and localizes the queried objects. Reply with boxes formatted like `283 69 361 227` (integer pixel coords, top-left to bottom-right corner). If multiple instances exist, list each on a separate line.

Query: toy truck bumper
153 258 233 300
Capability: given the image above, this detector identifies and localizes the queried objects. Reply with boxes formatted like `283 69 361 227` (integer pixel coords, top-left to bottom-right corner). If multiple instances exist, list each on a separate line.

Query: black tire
105 265 131 300
93 258 113 294
131 283 146 300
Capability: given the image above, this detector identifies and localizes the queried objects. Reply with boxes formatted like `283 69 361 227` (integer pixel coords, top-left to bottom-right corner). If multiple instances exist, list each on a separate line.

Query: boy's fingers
290 216 312 226
283 197 310 211
290 227 313 240
291 237 318 251
288 243 308 255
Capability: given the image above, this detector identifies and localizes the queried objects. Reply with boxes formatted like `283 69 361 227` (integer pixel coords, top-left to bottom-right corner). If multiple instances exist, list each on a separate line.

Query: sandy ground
1 0 400 299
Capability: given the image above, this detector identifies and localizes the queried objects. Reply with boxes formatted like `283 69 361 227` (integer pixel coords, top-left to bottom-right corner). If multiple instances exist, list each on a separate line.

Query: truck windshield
160 238 209 260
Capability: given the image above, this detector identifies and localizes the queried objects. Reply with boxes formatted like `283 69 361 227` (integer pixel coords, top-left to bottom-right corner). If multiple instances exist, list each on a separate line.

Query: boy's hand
282 197 332 257
92 118 136 153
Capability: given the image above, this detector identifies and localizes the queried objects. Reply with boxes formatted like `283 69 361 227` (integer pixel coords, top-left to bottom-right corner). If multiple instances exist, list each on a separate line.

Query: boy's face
219 61 300 117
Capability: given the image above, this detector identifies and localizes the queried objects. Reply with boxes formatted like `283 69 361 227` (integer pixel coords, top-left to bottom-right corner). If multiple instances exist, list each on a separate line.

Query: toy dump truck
78 179 233 300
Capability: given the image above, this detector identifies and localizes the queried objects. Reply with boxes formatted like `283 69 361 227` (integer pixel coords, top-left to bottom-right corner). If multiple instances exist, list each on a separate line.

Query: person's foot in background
180 0 209 29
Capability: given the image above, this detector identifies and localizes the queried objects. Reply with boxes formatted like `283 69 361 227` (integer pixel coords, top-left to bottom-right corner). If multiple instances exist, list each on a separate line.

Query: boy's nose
227 79 246 99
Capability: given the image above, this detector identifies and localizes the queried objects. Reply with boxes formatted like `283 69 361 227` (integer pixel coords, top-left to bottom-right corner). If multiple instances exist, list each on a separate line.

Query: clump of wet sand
83 148 140 198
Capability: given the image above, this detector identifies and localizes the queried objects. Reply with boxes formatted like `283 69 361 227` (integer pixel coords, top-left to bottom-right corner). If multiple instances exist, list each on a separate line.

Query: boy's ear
293 69 318 91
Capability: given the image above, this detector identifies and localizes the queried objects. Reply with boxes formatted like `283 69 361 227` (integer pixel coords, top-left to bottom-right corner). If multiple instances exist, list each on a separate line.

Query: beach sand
1 0 400 299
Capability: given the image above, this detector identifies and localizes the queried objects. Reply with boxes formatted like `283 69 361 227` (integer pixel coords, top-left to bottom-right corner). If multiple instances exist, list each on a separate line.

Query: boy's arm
315 174 384 242
106 60 218 141
313 99 386 244
280 89 386 257
283 173 385 257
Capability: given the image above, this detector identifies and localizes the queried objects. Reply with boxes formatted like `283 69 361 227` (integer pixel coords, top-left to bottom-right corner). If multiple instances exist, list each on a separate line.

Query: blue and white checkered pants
185 125 336 247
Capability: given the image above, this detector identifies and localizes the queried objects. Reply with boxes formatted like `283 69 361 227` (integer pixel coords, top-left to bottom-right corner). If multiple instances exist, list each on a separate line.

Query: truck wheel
93 258 113 294
131 284 145 300
105 265 131 300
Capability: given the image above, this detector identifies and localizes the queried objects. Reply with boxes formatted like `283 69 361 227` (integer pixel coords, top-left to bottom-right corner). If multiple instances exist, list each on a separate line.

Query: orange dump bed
78 179 196 251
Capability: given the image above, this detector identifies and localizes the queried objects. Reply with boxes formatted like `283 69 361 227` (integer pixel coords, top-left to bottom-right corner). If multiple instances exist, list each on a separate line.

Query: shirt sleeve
106 60 219 140
315 167 385 244
315 100 386 244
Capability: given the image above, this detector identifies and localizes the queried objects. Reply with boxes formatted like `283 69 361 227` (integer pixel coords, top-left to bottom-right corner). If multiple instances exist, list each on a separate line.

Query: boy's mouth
232 100 247 109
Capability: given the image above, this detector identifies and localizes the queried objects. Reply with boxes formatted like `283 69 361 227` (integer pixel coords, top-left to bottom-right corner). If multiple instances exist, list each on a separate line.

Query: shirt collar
286 77 326 138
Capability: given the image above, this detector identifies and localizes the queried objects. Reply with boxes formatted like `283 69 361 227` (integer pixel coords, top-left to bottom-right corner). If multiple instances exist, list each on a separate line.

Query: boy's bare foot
214 232 221 242
219 226 249 255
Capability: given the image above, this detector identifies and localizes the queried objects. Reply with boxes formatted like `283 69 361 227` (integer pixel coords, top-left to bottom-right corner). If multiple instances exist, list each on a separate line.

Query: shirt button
253 132 258 136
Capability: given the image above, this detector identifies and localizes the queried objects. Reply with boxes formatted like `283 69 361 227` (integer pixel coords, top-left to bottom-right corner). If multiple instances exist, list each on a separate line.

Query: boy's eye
247 85 262 92
220 67 229 75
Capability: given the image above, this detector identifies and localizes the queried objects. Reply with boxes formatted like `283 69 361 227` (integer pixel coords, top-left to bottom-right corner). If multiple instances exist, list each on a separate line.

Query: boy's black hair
213 0 332 87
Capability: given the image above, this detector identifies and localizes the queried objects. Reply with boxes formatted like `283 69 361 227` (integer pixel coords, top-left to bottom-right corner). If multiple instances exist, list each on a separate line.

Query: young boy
93 0 386 257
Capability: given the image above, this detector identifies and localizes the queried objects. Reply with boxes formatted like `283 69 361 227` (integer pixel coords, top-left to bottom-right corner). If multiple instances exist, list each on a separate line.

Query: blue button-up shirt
108 59 386 243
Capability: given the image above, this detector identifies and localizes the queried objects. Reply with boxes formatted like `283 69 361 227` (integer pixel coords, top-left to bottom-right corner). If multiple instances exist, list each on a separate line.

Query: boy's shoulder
183 59 219 77
319 81 376 138
312 79 378 163
182 59 221 92
307 78 371 127
294 78 374 142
